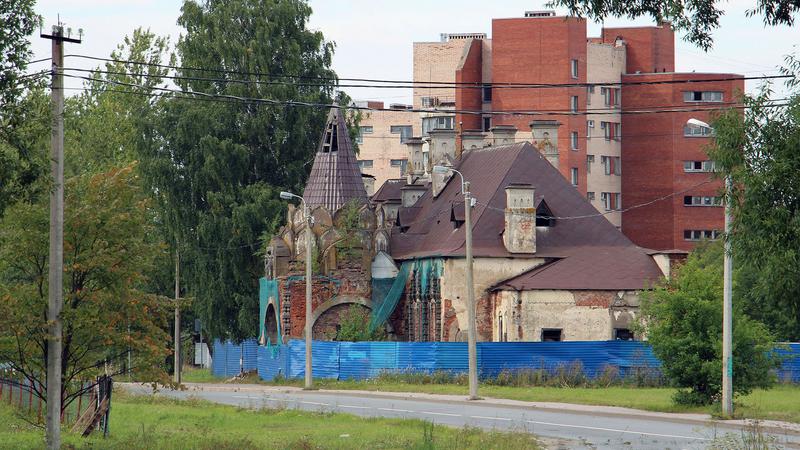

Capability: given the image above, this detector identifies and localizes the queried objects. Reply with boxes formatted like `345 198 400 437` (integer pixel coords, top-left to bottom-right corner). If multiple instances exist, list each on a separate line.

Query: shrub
640 241 780 405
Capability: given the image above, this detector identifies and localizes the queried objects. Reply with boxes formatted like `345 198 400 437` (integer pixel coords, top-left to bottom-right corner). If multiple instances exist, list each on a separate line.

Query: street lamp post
686 118 733 416
280 191 313 390
433 166 479 400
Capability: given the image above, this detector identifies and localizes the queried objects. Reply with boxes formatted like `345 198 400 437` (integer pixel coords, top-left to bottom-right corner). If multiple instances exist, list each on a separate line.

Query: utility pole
174 249 181 384
41 22 80 450
464 181 479 400
279 191 313 389
304 201 313 390
722 175 733 416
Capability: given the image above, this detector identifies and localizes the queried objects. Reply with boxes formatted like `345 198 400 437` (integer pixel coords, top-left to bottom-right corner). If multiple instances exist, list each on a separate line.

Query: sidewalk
121 381 800 437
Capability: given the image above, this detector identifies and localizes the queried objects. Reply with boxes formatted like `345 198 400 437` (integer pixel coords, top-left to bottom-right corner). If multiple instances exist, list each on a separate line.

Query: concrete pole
174 250 181 384
304 202 313 389
46 32 64 450
722 175 733 416
464 181 478 400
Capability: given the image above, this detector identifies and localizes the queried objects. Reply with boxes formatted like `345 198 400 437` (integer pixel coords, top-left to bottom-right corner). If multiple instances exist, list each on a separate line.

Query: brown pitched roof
371 178 407 203
492 246 664 291
389 141 663 290
302 108 368 212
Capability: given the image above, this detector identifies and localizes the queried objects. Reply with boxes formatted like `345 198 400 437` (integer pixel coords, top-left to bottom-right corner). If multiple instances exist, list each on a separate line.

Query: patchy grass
180 367 223 383
0 390 541 449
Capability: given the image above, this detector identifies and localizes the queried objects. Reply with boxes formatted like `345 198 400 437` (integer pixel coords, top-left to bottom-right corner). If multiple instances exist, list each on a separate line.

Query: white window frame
570 96 579 113
570 131 579 150
570 167 579 186
571 59 579 79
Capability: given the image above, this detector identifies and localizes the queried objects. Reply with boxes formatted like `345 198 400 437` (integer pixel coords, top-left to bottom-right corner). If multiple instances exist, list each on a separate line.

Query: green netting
259 278 281 346
369 261 411 331
369 258 443 331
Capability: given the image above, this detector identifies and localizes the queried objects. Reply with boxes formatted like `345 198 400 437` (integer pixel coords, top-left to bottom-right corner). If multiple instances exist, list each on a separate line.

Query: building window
614 123 621 141
587 86 594 105
421 96 438 107
684 124 714 137
541 328 562 342
421 116 454 134
390 125 413 142
601 121 609 140
586 154 594 173
614 328 634 341
614 193 622 210
587 191 595 201
683 91 724 103
570 167 579 186
683 160 716 173
482 116 491 132
601 156 619 175
683 195 723 206
356 125 373 144
684 229 721 241
570 96 579 112
600 192 611 211
587 120 594 138
482 84 492 102
390 159 408 174
358 160 373 169
570 131 579 150
601 87 621 107
571 59 579 78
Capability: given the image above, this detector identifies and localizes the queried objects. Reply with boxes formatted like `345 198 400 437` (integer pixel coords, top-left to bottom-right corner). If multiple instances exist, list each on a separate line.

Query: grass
178 367 800 423
0 390 541 450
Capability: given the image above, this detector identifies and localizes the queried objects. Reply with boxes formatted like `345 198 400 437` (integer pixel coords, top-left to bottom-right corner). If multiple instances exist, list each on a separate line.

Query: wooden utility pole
174 249 181 384
41 22 80 450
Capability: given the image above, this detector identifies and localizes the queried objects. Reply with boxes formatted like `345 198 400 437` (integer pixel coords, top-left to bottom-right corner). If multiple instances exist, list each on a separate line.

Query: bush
640 241 781 405
334 305 386 342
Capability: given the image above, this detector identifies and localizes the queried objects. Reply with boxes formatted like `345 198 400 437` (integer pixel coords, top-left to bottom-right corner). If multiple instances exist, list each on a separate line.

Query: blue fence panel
211 339 226 377
397 342 436 373
435 342 469 374
224 341 243 377
242 339 259 372
776 343 800 383
285 340 340 380
339 341 399 379
257 345 288 381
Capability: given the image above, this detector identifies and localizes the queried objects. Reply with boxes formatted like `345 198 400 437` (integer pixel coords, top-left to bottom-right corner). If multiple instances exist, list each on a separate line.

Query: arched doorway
264 304 279 345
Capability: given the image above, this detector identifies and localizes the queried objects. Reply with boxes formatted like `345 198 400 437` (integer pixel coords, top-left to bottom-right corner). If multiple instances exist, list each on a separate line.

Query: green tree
546 0 798 49
0 165 172 413
147 0 340 340
640 242 780 405
334 305 387 342
710 83 800 341
0 1 47 215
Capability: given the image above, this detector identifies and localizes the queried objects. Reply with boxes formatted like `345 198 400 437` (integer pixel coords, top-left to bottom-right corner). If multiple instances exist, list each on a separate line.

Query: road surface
121 383 800 449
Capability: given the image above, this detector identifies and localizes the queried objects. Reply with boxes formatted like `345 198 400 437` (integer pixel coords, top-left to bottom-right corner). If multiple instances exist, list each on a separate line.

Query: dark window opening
536 200 555 227
541 328 562 342
482 85 492 102
614 328 634 341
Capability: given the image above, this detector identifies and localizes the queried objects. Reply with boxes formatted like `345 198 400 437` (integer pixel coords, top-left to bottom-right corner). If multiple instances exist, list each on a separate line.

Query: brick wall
455 39 484 148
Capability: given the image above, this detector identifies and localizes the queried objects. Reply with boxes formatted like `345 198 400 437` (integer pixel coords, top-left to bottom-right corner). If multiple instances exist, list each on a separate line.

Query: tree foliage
144 0 340 340
641 242 779 405
0 0 39 113
333 305 387 342
0 165 172 411
546 0 799 50
710 79 800 341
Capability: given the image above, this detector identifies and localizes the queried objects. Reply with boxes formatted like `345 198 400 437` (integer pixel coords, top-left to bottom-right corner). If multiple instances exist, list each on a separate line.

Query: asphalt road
122 384 800 449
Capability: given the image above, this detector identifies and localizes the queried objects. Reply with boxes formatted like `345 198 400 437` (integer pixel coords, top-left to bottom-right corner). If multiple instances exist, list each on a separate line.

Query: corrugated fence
215 339 800 382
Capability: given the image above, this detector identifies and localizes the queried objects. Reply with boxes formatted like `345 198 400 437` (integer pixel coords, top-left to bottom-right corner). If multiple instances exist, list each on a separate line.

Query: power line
60 73 792 117
63 53 794 89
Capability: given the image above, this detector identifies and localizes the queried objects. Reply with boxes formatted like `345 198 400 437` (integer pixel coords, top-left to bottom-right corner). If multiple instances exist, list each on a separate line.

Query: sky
29 0 799 103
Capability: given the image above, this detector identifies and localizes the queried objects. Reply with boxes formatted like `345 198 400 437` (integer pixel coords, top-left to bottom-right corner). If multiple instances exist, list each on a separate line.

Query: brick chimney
503 184 536 254
404 137 426 179
529 120 560 169
460 130 486 155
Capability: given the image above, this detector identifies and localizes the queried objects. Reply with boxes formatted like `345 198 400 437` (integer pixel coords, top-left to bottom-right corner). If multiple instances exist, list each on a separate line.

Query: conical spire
302 107 368 213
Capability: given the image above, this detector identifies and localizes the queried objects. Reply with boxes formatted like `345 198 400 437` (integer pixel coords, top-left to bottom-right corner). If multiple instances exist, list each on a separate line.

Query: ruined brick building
261 107 675 344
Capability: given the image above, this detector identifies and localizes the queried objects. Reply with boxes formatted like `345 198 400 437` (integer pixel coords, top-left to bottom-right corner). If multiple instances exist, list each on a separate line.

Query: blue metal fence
215 339 800 383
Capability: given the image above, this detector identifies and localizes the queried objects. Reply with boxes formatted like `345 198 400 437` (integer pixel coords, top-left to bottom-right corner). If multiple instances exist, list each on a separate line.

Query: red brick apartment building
451 11 743 250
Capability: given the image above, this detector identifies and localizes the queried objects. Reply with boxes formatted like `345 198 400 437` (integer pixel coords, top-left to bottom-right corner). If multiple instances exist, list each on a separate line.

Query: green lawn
180 368 800 423
0 390 540 450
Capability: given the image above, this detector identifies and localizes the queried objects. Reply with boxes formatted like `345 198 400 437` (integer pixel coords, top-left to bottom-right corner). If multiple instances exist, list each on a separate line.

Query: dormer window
536 200 555 227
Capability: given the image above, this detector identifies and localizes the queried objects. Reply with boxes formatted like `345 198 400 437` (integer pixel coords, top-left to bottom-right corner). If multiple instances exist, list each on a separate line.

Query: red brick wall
490 16 588 193
455 38 484 150
621 72 743 250
601 24 675 74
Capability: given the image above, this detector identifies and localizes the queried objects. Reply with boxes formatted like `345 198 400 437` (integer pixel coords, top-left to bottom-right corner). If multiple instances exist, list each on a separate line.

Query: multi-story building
354 101 419 195
450 11 741 249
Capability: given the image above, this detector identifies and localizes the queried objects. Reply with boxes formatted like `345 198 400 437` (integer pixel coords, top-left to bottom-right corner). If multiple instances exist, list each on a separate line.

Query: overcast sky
29 0 798 103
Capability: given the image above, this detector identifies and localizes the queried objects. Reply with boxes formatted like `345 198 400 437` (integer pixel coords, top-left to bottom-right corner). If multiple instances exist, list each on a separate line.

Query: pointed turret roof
302 108 368 213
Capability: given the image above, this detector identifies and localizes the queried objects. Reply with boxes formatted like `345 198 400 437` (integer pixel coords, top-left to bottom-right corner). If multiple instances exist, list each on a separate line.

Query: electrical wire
63 53 794 89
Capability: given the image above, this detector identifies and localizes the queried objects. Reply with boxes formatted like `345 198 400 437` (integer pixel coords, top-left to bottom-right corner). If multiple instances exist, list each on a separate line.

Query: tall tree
0 165 172 412
711 81 800 340
0 1 47 214
148 0 339 340
546 0 798 49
